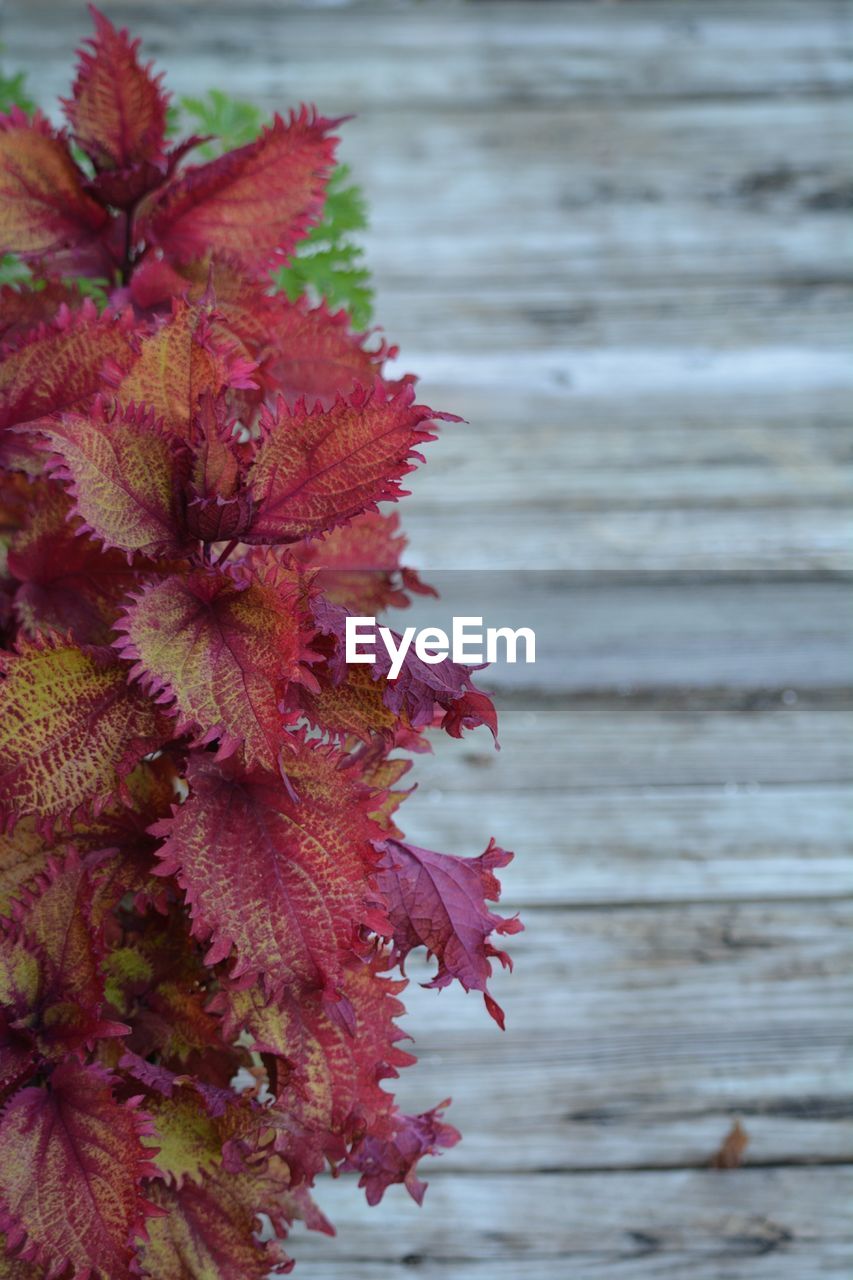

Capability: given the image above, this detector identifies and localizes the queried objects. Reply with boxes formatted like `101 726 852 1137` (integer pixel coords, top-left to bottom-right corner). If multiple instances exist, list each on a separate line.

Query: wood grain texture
9 1 853 107
402 504 853 569
397 578 853 690
402 783 853 905
389 903 853 1171
2 1 851 1276
413 692 853 791
291 1168 853 1278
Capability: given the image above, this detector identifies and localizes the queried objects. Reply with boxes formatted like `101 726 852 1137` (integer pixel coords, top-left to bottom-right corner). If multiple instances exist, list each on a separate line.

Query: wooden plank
3 5 851 1276
395 380 853 572
290 1167 853 1277
400 504 853 571
411 692 853 791
395 578 853 691
387 390 853 507
6 2 852 108
289 1252 853 1280
351 96 851 232
396 350 853 400
7 8 852 352
397 901 853 1038
400 385 853 435
342 104 853 293
386 904 853 1168
400 783 853 905
413 449 851 511
374 281 853 354
392 1068 853 1174
393 369 853 571
384 391 853 549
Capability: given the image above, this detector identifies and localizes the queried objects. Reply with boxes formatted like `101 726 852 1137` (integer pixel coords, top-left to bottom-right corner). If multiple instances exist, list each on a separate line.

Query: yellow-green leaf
0 637 169 830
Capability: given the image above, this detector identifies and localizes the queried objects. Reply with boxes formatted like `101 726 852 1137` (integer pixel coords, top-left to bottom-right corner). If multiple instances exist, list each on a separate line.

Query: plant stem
214 538 240 567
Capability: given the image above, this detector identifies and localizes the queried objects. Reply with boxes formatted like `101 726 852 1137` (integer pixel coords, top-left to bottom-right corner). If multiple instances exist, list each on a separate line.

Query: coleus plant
0 7 521 1279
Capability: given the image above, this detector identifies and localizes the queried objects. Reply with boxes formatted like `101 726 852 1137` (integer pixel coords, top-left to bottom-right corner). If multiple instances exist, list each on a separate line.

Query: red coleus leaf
83 758 181 924
0 1060 159 1279
0 823 53 920
0 109 109 267
109 913 240 1082
244 383 441 544
0 282 87 347
117 1052 267 1182
8 480 159 645
103 296 257 437
0 635 170 832
0 937 40 1105
344 1102 460 1206
201 275 408 403
152 745 388 999
63 5 169 175
258 297 412 404
0 757 175 929
0 301 134 433
114 566 314 771
371 639 497 736
28 398 193 559
121 1061 265 1188
293 509 436 614
376 838 522 1027
3 852 100 1003
130 257 409 404
137 1156 329 1280
61 7 197 210
214 956 415 1181
0 472 31 544
0 851 128 1063
361 752 416 837
0 1236 48 1277
294 663 404 744
440 688 500 740
312 595 498 738
183 391 256 541
139 108 339 274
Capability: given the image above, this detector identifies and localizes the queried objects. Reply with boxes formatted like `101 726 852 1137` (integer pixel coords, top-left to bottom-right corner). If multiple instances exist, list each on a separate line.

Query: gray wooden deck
4 2 852 1276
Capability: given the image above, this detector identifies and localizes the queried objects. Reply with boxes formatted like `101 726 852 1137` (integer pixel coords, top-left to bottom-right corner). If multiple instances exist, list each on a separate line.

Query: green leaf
66 275 110 309
179 90 266 159
0 255 30 287
0 61 34 116
272 164 373 328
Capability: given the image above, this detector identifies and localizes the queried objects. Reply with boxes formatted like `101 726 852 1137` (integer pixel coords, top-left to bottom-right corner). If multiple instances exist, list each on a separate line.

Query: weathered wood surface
402 506 853 569
398 577 853 690
416 694 853 791
291 1167 853 1278
389 903 853 1170
3 1 851 1277
10 1 853 107
404 782 853 905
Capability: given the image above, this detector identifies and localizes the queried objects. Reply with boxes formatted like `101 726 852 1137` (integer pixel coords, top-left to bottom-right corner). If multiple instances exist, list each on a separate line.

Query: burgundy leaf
376 838 522 1026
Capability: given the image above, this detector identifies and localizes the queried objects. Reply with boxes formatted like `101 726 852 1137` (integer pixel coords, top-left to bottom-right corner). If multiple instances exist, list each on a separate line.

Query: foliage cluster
0 8 518 1277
